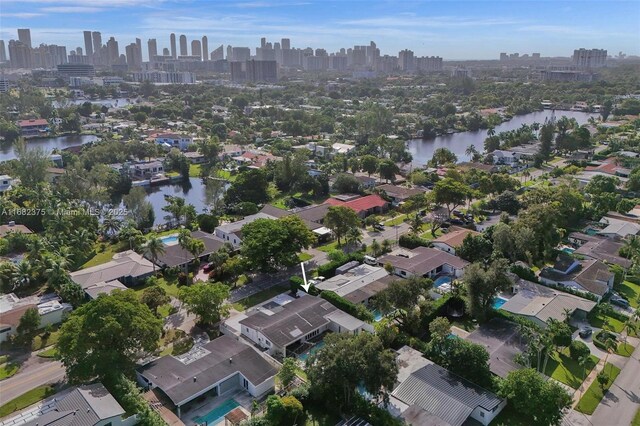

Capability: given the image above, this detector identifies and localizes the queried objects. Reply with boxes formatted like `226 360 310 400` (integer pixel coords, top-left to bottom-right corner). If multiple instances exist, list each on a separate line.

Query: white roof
316 264 388 298
214 212 275 234
598 218 640 237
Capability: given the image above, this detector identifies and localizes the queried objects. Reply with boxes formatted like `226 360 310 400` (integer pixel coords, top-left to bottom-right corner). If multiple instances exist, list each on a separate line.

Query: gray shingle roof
392 363 503 426
70 251 155 288
378 247 468 276
151 231 226 268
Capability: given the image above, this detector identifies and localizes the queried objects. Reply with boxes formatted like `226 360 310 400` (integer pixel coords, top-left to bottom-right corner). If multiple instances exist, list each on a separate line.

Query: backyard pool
297 341 325 362
493 297 508 310
160 234 178 245
561 247 575 254
372 309 384 322
433 276 452 287
192 399 240 426
585 228 598 236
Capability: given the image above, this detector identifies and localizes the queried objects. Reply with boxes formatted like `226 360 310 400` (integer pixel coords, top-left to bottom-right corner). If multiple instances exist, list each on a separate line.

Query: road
0 358 65 405
589 343 640 426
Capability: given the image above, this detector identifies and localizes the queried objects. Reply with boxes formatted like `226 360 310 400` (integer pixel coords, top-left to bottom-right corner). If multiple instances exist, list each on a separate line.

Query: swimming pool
160 234 178 245
371 309 384 322
192 399 240 426
585 228 598 236
297 341 325 362
561 247 575 254
493 297 508 310
433 276 452 288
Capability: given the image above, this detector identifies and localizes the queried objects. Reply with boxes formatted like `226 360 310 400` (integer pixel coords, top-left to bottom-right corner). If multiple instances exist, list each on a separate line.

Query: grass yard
419 227 444 241
231 285 289 311
633 407 640 426
298 252 313 262
0 362 20 380
82 240 128 268
132 276 181 298
31 327 61 351
575 363 621 414
0 385 56 417
213 169 236 182
37 347 58 358
616 342 635 357
189 164 201 177
317 241 341 253
617 280 640 308
384 214 408 226
542 348 599 389
588 310 626 333
451 317 477 332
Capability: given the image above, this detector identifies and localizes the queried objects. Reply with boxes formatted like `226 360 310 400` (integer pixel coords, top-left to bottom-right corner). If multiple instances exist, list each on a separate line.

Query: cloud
234 1 311 7
40 6 105 12
2 12 44 17
2 0 161 6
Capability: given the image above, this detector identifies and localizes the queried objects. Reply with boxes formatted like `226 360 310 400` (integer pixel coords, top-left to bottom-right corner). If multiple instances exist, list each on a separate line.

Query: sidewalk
571 358 605 408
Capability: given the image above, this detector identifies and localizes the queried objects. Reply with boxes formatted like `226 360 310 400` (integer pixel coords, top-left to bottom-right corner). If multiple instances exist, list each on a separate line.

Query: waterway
0 134 99 161
53 98 135 108
407 110 598 166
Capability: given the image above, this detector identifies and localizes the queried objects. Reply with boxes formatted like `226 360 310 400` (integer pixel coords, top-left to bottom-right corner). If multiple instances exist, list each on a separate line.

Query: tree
59 281 85 307
140 286 170 316
430 147 458 166
57 290 162 383
547 318 572 350
463 259 511 321
378 159 399 183
16 307 41 345
443 339 493 388
14 140 51 188
409 214 423 235
374 277 431 334
178 282 230 326
144 237 165 272
332 173 361 194
266 395 304 426
597 371 609 391
278 357 298 390
493 190 520 214
499 368 571 426
601 99 613 122
428 317 451 354
325 206 361 246
224 168 270 205
537 122 554 163
360 155 379 176
123 187 155 230
457 234 493 262
569 340 590 361
432 178 469 216
306 333 398 410
241 216 315 271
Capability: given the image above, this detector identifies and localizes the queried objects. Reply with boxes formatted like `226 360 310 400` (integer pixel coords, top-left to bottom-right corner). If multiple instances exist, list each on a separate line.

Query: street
0 357 65 405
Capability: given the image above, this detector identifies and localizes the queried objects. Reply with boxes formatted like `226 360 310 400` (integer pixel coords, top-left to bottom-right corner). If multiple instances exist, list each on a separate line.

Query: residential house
0 175 14 195
377 184 427 205
147 231 226 269
585 156 633 178
238 294 374 358
220 144 245 160
46 167 66 183
232 151 281 168
183 151 206 164
17 118 49 137
432 226 480 255
0 293 72 343
132 160 165 178
315 264 394 305
500 277 596 328
153 133 194 151
0 383 132 426
332 142 356 155
0 222 33 238
307 142 332 157
491 150 519 166
598 216 640 239
325 194 389 219
137 335 278 419
83 280 129 300
214 213 276 247
378 246 469 279
70 250 155 289
464 318 526 378
388 346 506 426
568 232 632 269
539 257 614 300
260 204 333 242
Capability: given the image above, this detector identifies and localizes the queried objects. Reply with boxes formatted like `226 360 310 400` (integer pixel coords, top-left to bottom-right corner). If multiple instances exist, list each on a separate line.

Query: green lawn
617 280 640 308
0 385 56 417
157 303 173 318
451 317 477 332
298 252 313 262
213 169 236 182
82 241 128 268
575 363 621 414
317 241 341 253
132 277 181 298
588 311 626 333
384 214 408 226
542 348 599 389
189 164 201 177
231 285 289 311
0 362 20 380
37 347 58 358
31 327 61 351
616 342 635 357
632 407 640 426
491 405 536 426
419 227 444 241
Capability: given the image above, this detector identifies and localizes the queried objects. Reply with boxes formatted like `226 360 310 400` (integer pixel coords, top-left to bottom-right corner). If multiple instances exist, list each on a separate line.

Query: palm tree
101 215 122 239
487 127 496 137
370 239 381 257
541 333 554 375
522 169 530 183
409 215 423 235
178 229 193 270
562 308 573 323
345 227 362 249
13 260 32 290
187 239 206 267
603 337 617 364
45 255 71 290
144 237 166 272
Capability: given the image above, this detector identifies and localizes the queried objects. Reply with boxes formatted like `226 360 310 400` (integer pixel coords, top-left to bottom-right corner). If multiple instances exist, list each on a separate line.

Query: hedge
320 290 374 322
510 264 538 283
399 234 431 249
316 252 365 279
593 330 617 351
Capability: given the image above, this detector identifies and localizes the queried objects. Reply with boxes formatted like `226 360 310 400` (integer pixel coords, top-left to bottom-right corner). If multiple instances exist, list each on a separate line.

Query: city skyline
1 0 638 60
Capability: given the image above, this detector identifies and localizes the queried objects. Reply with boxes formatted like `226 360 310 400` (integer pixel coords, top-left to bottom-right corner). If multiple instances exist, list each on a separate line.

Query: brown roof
0 303 37 328
572 236 632 269
0 224 33 238
377 184 426 201
378 247 469 276
343 275 396 304
574 260 614 296
433 227 480 249
225 408 248 425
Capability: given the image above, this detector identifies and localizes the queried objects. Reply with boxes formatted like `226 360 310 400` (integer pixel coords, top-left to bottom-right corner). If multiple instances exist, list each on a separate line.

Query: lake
53 98 135 108
0 134 99 161
407 110 598 166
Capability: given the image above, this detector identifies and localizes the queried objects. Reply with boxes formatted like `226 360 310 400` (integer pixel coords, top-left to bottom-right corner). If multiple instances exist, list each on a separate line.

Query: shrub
320 291 374 322
316 253 364 279
569 340 591 360
510 264 538 283
593 330 617 351
399 234 430 249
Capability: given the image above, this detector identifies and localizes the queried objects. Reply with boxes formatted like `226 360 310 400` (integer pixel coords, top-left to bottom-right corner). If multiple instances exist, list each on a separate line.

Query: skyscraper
170 33 177 59
106 37 119 65
201 36 208 61
125 42 141 70
162 47 170 56
211 45 223 61
0 40 7 62
281 38 290 50
191 40 201 60
8 40 32 68
92 32 102 63
148 39 158 62
179 35 187 56
136 38 143 65
17 29 32 48
83 31 93 56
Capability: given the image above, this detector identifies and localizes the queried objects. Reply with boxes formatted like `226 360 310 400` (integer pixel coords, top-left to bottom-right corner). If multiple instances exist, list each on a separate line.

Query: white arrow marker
300 262 311 293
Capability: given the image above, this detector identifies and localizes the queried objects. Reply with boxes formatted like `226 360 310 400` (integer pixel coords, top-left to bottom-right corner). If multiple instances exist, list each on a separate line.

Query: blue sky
1 0 638 60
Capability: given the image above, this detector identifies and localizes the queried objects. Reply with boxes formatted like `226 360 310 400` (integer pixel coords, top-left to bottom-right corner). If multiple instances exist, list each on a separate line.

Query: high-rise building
201 36 208 61
162 47 170 56
281 38 290 50
170 33 177 59
191 40 201 60
148 39 158 62
125 43 141 70
226 45 232 61
76 47 83 56
83 31 93 57
8 40 33 68
135 38 143 65
106 37 119 65
260 37 266 48
32 44 67 68
228 46 250 62
92 32 102 64
573 48 607 68
0 40 7 62
211 44 224 61
398 49 415 71
179 35 187 56
17 29 32 49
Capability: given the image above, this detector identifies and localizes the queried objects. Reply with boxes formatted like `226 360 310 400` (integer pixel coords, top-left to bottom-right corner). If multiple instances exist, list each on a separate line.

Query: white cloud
2 12 44 18
40 6 105 12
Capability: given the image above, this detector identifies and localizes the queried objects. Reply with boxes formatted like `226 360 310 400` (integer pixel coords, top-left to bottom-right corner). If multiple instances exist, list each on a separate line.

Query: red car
203 263 214 272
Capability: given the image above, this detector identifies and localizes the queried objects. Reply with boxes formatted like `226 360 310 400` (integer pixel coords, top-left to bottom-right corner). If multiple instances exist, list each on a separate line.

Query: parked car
453 210 464 218
364 255 377 266
449 219 464 225
373 223 385 231
579 327 593 338
611 298 630 309
203 263 214 272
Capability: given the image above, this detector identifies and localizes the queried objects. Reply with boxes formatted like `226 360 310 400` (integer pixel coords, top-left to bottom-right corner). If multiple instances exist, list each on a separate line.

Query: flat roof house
388 346 506 426
378 246 469 279
0 383 130 426
0 293 72 343
238 294 374 358
153 133 194 151
315 264 393 305
70 250 155 289
432 226 480 255
137 335 278 418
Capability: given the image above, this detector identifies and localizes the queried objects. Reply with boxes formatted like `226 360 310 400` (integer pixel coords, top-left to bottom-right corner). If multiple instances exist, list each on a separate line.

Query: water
407 110 598 165
433 276 452 288
192 398 240 426
297 341 326 361
160 235 178 245
371 309 384 322
53 98 135 108
0 134 99 161
493 297 508 310
561 247 576 254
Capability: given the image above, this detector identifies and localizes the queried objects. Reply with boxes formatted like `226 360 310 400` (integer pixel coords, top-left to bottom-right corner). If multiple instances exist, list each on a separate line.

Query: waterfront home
153 132 194 151
17 118 49 137
0 175 14 195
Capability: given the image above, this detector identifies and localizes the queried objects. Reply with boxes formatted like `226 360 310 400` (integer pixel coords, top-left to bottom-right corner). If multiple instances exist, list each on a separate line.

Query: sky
1 0 639 60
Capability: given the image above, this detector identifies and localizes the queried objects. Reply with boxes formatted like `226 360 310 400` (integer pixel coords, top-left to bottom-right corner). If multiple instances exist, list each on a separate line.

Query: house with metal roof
377 247 469 279
388 346 506 426
137 335 278 419
238 294 373 358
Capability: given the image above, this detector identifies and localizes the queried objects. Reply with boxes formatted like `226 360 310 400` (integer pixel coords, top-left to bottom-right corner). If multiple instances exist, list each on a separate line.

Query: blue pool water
585 228 598 236
160 235 178 245
561 247 575 254
297 341 325 361
193 399 240 425
372 309 384 322
493 297 508 309
433 276 452 287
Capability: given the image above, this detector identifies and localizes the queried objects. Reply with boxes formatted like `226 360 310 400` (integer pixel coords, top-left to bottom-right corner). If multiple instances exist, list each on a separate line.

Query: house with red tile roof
325 194 389 218
17 118 49 137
